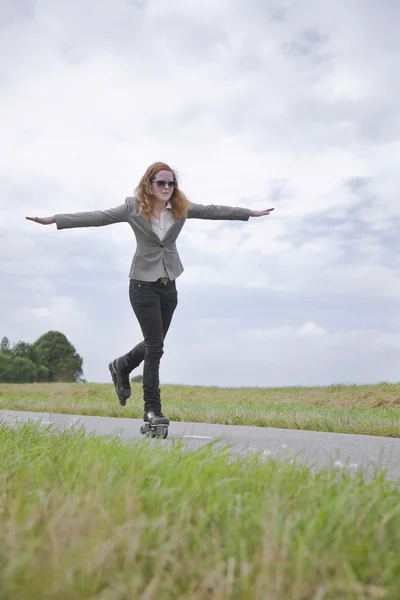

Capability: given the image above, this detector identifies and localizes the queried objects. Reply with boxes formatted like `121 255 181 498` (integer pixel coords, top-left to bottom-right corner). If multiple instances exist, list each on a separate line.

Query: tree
131 374 143 383
12 341 39 365
1 337 11 354
32 331 83 382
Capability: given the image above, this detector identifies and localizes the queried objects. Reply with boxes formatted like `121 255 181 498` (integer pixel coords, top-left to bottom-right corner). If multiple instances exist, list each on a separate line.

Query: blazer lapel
161 221 181 243
137 212 163 243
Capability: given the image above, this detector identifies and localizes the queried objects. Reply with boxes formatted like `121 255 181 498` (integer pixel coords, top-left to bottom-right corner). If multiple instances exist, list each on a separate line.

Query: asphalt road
1 410 400 480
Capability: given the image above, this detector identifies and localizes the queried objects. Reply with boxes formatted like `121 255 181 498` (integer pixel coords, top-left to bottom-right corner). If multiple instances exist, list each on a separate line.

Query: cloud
1 0 400 386
163 317 400 387
243 322 327 341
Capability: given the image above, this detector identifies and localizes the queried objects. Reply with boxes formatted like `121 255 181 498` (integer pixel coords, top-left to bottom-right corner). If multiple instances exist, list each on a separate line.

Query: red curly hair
135 162 190 221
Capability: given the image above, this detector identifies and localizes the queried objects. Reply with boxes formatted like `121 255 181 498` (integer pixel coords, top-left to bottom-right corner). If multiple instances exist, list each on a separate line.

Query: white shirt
150 202 176 278
150 202 176 241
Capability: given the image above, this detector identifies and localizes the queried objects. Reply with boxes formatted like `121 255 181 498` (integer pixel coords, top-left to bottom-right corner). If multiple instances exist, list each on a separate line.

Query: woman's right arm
26 216 56 225
26 203 128 229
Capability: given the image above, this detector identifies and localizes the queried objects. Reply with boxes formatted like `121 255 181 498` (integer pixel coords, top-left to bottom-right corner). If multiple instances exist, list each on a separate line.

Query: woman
26 161 274 434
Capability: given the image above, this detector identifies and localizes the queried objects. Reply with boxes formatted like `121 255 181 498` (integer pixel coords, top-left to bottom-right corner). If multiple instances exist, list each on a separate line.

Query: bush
0 354 39 383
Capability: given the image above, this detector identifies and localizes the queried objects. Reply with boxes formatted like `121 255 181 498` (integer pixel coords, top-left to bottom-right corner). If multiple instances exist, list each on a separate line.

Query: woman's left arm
187 202 274 221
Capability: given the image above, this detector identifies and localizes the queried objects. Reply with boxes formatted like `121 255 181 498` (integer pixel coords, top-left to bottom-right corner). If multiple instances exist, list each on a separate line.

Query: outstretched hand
26 216 55 225
249 208 275 217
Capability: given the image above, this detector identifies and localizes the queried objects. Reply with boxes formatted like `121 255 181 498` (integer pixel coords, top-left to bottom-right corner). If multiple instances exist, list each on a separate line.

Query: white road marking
182 435 214 440
29 417 53 425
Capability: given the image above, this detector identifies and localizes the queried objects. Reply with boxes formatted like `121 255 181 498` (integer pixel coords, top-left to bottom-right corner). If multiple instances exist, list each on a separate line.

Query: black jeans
119 279 178 412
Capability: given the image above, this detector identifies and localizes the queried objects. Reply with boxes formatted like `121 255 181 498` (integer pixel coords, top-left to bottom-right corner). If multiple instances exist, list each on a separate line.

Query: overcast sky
1 0 400 387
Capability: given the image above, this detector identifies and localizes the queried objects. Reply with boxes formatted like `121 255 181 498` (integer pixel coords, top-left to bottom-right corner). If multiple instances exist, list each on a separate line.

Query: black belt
158 277 170 285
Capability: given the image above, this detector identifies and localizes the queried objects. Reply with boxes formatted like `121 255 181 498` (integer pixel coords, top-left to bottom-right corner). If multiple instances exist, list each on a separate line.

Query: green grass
1 381 400 437
0 421 399 599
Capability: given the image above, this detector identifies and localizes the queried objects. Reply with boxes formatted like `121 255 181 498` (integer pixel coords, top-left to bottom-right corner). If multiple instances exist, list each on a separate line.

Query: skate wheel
140 423 151 435
150 426 169 439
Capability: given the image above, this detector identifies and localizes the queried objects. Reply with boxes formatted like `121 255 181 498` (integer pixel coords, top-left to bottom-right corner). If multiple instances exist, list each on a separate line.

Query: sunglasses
151 179 177 189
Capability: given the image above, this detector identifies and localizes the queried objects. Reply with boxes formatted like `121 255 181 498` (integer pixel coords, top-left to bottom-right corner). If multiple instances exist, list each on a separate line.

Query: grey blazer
55 197 250 281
